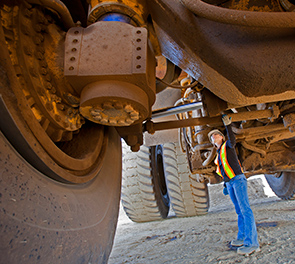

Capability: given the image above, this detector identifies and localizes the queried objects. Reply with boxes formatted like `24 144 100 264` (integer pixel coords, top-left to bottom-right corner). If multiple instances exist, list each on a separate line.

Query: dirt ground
109 176 295 264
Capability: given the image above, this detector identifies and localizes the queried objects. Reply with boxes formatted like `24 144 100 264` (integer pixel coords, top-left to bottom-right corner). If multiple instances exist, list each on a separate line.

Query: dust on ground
109 176 295 264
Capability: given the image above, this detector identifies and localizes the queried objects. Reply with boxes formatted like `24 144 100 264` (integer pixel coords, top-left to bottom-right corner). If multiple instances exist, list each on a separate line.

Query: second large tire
163 142 209 217
265 172 295 200
121 144 170 222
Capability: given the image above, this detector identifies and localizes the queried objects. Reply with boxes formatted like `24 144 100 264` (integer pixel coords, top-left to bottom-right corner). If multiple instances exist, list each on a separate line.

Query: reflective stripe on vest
214 155 223 178
216 142 236 179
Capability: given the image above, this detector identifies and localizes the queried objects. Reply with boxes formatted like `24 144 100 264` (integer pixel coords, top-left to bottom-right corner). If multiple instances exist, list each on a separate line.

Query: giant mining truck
1 0 295 263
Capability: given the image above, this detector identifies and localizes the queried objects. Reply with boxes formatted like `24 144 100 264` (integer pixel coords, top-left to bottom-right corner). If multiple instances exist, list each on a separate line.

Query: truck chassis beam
145 105 280 134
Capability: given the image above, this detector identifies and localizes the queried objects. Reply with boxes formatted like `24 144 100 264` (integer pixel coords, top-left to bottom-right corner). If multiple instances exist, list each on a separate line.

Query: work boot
237 245 260 256
230 239 244 247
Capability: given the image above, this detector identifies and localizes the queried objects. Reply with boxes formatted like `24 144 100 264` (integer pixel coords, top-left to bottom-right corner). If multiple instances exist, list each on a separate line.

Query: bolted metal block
64 21 156 126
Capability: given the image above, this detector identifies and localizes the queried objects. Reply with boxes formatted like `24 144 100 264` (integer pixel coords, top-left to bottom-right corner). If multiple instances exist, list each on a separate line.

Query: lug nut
125 118 133 125
109 118 117 125
114 102 123 110
93 114 102 121
118 119 126 126
124 104 134 113
103 102 113 110
90 109 102 116
57 103 65 111
100 117 108 124
130 111 139 120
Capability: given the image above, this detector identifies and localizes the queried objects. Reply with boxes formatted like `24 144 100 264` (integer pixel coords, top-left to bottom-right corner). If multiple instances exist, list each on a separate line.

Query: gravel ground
109 176 295 264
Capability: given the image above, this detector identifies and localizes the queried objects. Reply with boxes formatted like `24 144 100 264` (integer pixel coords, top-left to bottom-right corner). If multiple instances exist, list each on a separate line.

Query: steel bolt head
36 52 44 60
34 36 42 45
90 109 102 116
109 118 117 125
124 104 134 113
63 121 70 128
118 119 126 126
93 114 102 121
40 68 47 75
103 102 113 110
57 104 65 111
100 117 108 124
24 46 33 56
125 118 133 125
55 114 61 122
45 102 53 111
130 111 139 121
114 102 123 110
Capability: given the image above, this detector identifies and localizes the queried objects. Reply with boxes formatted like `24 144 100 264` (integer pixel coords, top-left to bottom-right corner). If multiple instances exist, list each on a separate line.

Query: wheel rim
0 2 108 183
151 145 170 211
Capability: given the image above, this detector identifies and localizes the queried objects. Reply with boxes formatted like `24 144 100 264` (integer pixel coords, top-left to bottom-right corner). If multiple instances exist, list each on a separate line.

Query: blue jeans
226 174 259 247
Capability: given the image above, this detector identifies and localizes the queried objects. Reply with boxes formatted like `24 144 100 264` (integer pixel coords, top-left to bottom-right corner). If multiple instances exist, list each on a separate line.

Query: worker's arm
222 114 236 148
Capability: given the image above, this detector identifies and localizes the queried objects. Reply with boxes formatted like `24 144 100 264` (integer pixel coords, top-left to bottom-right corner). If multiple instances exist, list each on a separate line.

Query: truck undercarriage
0 0 295 262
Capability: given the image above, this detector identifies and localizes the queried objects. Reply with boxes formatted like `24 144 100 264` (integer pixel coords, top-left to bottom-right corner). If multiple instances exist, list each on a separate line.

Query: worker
208 114 260 255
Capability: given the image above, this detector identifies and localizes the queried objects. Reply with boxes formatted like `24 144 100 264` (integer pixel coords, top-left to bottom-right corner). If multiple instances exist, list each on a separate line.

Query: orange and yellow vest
214 142 243 180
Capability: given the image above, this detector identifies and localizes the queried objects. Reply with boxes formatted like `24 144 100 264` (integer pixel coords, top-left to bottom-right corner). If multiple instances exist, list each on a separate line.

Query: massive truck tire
0 129 121 264
265 172 295 200
121 144 170 222
163 142 209 217
121 142 209 223
0 3 122 263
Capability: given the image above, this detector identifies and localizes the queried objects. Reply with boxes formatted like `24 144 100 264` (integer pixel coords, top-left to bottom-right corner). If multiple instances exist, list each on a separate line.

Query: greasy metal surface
1 2 83 142
27 0 75 29
242 143 295 173
145 106 280 133
64 22 156 126
201 89 228 117
0 128 122 263
116 123 144 151
283 113 295 132
189 139 295 179
80 81 147 126
180 0 295 27
225 0 282 11
148 0 295 106
0 1 110 183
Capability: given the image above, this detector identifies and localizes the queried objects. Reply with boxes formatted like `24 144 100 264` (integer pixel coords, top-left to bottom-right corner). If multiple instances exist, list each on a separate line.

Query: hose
202 147 216 167
27 0 75 30
279 0 295 12
180 0 295 28
156 77 200 89
241 141 266 158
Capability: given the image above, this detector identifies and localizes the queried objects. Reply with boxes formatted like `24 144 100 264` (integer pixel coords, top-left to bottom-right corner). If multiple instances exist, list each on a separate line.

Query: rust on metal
64 22 156 126
180 0 295 27
145 106 280 133
148 0 295 105
0 2 110 183
283 113 295 132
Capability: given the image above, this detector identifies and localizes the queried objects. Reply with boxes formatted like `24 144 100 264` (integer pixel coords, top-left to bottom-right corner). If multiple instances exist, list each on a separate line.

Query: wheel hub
79 80 149 126
64 21 156 126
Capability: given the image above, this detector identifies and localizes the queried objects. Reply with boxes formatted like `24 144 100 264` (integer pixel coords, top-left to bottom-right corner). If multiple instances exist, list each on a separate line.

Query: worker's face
211 133 223 147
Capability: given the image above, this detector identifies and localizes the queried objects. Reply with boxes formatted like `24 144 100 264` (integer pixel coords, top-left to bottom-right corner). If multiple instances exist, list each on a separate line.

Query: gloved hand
223 186 229 196
222 114 232 126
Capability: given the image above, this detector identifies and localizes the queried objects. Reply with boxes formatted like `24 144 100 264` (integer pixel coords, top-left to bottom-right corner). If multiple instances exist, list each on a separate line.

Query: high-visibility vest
214 142 236 179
